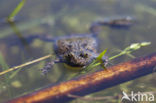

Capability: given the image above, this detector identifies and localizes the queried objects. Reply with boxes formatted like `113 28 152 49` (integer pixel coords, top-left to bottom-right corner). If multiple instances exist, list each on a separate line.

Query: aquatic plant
0 42 151 76
7 0 26 22
83 42 151 73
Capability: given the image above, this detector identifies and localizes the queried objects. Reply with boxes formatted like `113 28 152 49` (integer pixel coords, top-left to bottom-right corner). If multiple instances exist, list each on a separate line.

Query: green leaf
8 0 26 20
96 49 107 61
140 42 151 46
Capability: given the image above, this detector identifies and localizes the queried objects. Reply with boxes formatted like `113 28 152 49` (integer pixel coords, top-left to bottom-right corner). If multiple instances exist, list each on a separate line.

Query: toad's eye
79 53 88 58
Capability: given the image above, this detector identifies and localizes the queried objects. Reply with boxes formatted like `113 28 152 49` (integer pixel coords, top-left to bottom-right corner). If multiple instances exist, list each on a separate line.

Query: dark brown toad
54 35 98 67
41 16 133 74
41 34 108 74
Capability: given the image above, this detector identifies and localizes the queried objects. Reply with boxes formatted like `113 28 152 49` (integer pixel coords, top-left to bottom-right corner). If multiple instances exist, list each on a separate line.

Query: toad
41 16 133 74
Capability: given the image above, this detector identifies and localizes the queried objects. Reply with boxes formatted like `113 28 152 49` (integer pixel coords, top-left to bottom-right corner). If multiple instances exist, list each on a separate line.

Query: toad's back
53 35 98 66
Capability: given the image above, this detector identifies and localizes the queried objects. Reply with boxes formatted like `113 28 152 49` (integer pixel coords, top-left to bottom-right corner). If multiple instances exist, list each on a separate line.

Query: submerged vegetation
0 0 155 103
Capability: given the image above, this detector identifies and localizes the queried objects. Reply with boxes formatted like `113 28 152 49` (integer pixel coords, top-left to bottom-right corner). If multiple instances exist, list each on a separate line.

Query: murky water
0 0 155 103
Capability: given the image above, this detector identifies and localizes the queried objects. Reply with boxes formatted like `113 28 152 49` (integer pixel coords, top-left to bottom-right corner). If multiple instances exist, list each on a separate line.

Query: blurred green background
0 0 156 103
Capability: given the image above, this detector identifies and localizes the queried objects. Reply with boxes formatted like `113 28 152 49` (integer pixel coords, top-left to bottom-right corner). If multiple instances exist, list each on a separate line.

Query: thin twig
0 54 52 76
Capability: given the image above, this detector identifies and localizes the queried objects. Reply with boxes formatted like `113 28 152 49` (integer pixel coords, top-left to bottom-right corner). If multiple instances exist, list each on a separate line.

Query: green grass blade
8 0 26 20
96 49 107 61
0 53 9 72
81 49 107 73
0 52 12 97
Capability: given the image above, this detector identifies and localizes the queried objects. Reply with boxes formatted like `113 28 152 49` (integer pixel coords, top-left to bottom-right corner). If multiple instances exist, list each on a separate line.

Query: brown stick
7 53 156 103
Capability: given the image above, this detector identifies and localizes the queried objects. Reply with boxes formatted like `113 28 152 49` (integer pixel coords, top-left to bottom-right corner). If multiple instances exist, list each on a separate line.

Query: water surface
0 0 155 103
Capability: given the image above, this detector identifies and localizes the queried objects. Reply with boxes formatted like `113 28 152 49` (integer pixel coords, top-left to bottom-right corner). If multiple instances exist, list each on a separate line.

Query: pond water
0 0 156 103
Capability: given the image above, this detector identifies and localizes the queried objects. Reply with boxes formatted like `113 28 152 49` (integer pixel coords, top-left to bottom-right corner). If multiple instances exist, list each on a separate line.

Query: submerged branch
7 52 156 103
